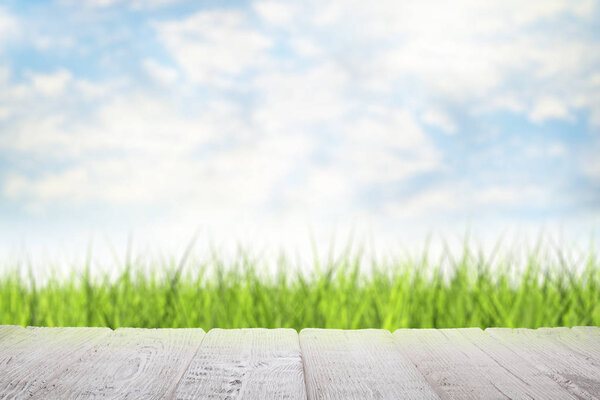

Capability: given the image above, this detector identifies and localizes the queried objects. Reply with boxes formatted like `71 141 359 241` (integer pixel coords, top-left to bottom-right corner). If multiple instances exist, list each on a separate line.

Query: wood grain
30 327 205 400
394 328 575 399
1 325 598 399
0 325 26 348
573 326 600 338
488 328 600 399
301 328 439 400
174 328 305 400
0 327 111 399
537 327 600 359
0 325 24 341
458 328 576 399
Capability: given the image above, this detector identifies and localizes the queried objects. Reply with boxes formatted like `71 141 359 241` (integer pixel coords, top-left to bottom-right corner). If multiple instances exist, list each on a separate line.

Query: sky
0 0 599 263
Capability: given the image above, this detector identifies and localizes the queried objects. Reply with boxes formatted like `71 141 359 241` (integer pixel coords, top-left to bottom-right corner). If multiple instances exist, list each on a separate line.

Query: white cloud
0 65 9 82
142 58 178 85
75 79 112 99
473 186 545 206
150 0 600 127
292 0 600 123
1 93 202 156
28 69 72 97
523 142 567 159
1 87 313 218
387 187 461 220
529 96 572 123
4 157 198 207
0 106 11 121
253 1 296 26
4 130 312 216
129 0 182 8
289 38 322 58
156 11 272 86
341 110 440 183
421 108 457 135
82 0 120 6
249 61 441 185
1 63 441 228
32 35 75 52
0 8 19 51
281 165 354 215
309 0 595 35
476 94 527 114
547 143 566 157
68 0 182 8
387 184 548 220
582 142 600 182
377 39 502 99
585 159 600 181
252 63 351 131
1 0 598 258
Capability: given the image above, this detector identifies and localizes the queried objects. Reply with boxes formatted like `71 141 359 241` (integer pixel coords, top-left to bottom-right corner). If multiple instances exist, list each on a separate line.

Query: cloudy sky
0 0 599 259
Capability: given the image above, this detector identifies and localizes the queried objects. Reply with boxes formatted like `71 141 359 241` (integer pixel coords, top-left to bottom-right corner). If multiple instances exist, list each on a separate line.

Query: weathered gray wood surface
174 328 305 400
394 328 575 399
0 327 111 399
30 328 205 399
460 328 577 399
537 327 600 359
0 326 598 399
301 329 439 399
488 328 600 399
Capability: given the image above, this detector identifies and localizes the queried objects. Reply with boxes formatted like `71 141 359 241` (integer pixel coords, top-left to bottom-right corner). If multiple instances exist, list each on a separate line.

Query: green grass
1 242 599 329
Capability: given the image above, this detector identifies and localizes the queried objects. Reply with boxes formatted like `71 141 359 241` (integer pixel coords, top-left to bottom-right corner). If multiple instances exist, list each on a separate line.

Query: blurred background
1 0 600 329
0 0 599 270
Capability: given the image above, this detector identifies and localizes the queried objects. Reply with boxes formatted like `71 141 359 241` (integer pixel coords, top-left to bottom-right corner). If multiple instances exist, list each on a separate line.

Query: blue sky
0 0 599 258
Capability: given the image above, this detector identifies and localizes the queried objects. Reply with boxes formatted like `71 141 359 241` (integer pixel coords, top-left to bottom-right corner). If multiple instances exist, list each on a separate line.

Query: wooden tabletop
0 325 598 399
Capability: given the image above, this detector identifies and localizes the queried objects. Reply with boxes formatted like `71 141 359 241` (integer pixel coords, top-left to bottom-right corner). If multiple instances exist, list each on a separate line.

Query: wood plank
395 328 499 400
394 328 575 399
0 325 24 341
174 328 305 400
30 327 205 399
537 327 600 359
573 326 600 337
458 328 577 399
0 325 30 368
572 326 600 343
1 326 595 399
0 327 111 399
0 325 26 346
572 326 600 354
488 328 600 399
301 328 439 400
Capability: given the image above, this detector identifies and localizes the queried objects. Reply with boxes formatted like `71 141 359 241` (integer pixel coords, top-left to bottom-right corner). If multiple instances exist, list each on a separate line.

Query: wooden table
0 325 598 399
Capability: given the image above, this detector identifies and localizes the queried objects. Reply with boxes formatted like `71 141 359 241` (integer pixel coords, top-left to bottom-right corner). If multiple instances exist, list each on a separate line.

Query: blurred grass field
1 240 599 329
